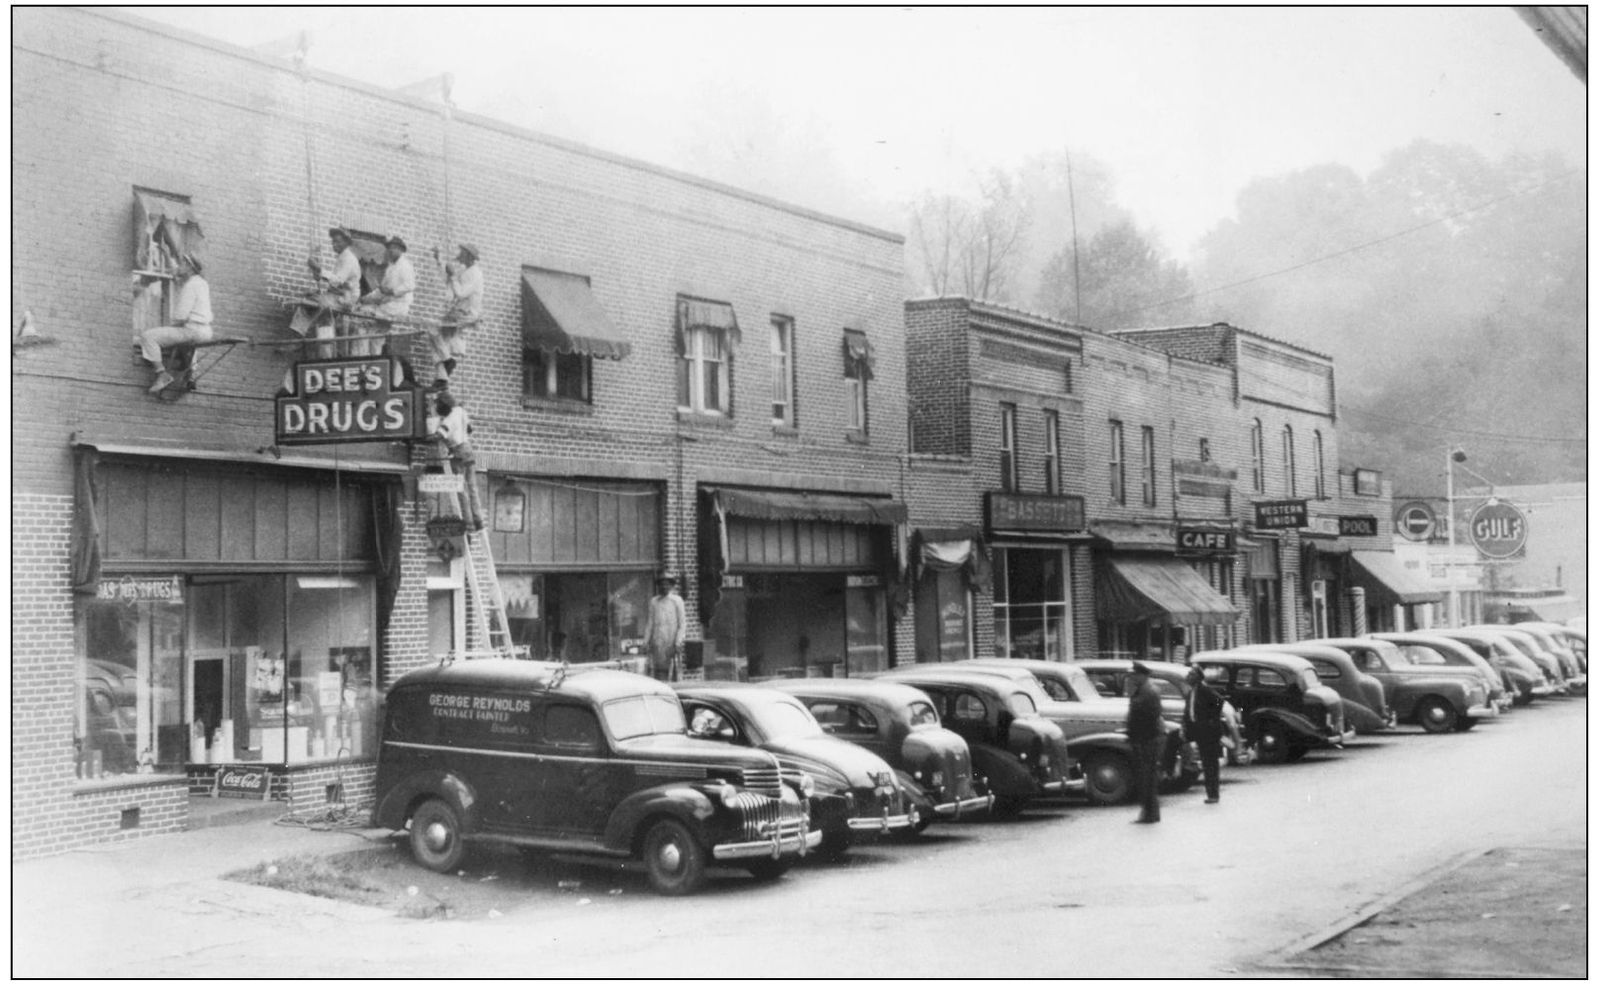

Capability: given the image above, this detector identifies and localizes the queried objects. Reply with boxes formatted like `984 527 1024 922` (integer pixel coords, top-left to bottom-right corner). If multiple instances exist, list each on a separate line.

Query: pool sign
1395 501 1437 541
1469 500 1527 559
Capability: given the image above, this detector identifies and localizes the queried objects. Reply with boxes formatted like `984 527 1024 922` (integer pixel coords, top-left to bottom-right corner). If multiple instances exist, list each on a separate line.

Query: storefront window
75 572 377 776
844 580 888 676
505 571 653 663
990 547 1068 661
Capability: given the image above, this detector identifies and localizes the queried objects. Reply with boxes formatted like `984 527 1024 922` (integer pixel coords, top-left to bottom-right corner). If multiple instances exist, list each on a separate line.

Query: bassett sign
274 357 424 445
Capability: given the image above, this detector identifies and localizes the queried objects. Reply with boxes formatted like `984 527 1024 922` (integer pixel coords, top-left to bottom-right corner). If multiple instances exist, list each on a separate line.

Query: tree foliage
1035 218 1195 331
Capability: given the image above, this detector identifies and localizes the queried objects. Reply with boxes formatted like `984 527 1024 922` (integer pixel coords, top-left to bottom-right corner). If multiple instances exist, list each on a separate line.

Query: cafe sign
274 357 423 445
1176 527 1235 554
1254 499 1308 529
96 575 183 603
986 492 1086 534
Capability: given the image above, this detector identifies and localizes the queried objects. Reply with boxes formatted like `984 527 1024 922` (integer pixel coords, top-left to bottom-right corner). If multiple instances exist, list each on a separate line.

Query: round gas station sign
1395 501 1437 541
1468 500 1527 559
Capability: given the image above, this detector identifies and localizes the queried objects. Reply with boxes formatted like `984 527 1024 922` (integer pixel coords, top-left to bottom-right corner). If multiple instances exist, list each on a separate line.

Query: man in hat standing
433 243 483 385
140 253 211 393
1125 662 1164 824
356 236 416 355
306 227 362 357
646 571 686 682
1182 665 1227 804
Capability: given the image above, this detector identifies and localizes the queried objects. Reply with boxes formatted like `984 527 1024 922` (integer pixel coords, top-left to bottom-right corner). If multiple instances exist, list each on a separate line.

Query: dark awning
1089 519 1175 551
844 328 875 378
676 295 741 348
522 269 632 360
1349 550 1443 605
710 487 907 526
1096 555 1240 625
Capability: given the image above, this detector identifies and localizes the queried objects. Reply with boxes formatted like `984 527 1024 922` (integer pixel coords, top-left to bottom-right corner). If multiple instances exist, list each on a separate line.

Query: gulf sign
275 358 423 445
1469 500 1527 559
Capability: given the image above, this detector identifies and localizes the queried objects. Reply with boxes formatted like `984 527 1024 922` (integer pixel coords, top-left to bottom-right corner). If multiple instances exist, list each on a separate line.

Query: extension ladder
436 462 519 661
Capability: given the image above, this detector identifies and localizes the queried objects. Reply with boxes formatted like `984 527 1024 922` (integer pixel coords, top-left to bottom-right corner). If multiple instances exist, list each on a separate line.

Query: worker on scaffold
140 253 211 393
429 390 483 532
305 227 361 357
432 243 483 387
353 235 415 357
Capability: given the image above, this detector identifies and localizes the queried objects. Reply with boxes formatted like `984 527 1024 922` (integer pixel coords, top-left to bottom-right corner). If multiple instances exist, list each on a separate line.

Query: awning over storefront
710 487 907 526
1089 519 1175 552
521 269 633 360
1349 550 1444 605
1095 555 1240 625
910 525 987 592
1489 593 1582 623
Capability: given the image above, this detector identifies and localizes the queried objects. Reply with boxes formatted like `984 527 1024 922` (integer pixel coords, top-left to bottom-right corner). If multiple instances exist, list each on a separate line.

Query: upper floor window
1250 420 1265 494
844 329 873 436
1141 425 1157 507
1043 409 1061 494
1282 425 1297 496
521 268 632 405
1200 438 1212 463
132 189 204 333
771 316 795 426
1313 430 1327 497
676 296 739 416
1000 404 1019 491
1109 420 1126 504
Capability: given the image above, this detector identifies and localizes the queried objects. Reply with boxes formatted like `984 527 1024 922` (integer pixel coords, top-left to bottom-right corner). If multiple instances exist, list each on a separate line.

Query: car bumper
1466 701 1502 720
1040 778 1081 795
846 807 922 834
1533 683 1564 697
930 794 995 819
712 827 822 861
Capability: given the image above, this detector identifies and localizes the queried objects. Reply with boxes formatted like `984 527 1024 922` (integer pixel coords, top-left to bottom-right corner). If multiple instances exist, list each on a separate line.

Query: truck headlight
718 782 741 809
796 772 814 799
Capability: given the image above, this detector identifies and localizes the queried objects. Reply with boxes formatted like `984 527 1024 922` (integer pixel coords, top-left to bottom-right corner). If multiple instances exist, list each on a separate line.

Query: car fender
1341 697 1389 732
967 743 1040 797
600 783 718 854
1247 706 1329 744
892 768 934 814
373 769 480 832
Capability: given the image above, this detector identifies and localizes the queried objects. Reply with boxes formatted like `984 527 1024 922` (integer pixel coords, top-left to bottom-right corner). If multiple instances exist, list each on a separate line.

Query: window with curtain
1141 425 1157 507
524 348 592 402
844 329 873 435
1043 409 1060 494
1000 404 1018 491
1109 420 1126 504
771 315 795 426
679 325 730 414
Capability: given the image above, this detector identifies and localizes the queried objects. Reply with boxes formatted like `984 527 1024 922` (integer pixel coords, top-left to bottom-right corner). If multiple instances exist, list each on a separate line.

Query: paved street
14 695 1586 978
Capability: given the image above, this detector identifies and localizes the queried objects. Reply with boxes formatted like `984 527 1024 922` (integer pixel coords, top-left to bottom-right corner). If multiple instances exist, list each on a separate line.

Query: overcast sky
135 7 1585 260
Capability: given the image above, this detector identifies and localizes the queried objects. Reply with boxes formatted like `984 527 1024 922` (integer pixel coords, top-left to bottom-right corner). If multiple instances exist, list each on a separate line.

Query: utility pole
1064 148 1081 325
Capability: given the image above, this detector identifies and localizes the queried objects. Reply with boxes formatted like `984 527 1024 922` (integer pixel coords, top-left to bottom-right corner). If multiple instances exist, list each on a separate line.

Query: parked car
1474 624 1585 694
373 661 818 895
675 683 920 854
939 658 1198 805
876 667 1076 816
1312 637 1513 734
1458 626 1567 695
1516 622 1587 678
1426 628 1551 704
1372 632 1511 717
1188 650 1348 763
1076 658 1248 761
771 678 994 829
1240 643 1394 733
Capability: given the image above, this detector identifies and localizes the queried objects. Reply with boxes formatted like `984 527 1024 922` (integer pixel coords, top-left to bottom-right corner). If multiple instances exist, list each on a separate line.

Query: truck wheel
1253 724 1289 764
1082 751 1132 805
1418 697 1457 734
408 798 466 873
642 819 707 896
745 856 796 881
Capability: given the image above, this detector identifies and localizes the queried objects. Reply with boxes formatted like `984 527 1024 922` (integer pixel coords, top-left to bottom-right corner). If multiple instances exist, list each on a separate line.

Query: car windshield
749 699 823 741
1008 692 1036 717
1299 667 1322 689
1373 645 1414 669
602 693 687 740
907 701 940 727
1400 644 1451 666
1060 667 1104 702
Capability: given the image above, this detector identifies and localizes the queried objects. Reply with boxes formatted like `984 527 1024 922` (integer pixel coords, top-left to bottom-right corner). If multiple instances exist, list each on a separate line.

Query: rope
299 59 319 257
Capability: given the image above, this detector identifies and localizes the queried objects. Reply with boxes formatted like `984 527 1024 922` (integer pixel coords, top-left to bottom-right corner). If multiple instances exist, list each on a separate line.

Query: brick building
12 8 909 857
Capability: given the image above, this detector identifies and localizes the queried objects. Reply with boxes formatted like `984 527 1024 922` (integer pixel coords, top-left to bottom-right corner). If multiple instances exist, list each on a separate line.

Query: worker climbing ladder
427 455 520 662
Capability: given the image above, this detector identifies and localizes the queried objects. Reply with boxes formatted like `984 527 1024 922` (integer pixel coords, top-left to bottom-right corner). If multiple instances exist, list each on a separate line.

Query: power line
1115 170 1580 319
1339 403 1588 445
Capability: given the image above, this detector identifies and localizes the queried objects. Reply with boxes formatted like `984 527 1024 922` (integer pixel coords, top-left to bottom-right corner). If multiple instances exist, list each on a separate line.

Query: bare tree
908 169 1030 302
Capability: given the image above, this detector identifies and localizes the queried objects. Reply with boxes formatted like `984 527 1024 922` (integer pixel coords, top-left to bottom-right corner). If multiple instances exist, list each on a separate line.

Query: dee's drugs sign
275 357 424 445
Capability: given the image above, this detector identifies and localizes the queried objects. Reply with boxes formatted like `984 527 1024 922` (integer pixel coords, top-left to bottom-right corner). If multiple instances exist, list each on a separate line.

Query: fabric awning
1095 555 1240 625
1089 519 1175 551
710 487 907 526
676 296 741 353
522 270 633 360
844 329 875 378
133 192 203 271
1349 550 1444 605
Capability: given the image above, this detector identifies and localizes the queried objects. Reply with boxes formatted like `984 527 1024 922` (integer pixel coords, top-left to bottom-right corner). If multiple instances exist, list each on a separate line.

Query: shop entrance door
185 649 230 763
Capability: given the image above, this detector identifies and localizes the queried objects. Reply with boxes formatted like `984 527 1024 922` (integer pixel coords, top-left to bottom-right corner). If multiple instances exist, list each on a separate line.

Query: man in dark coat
1183 665 1227 804
1125 662 1163 823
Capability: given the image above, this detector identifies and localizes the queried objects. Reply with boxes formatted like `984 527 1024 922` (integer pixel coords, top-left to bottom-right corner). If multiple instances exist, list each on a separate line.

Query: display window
502 571 654 663
712 572 889 679
989 546 1069 661
74 572 377 778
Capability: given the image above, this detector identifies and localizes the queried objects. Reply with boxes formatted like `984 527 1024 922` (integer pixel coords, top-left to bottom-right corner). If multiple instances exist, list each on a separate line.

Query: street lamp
1445 446 1466 625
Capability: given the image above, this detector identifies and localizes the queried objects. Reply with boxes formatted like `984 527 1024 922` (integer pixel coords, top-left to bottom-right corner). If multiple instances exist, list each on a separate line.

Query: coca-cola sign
213 765 272 800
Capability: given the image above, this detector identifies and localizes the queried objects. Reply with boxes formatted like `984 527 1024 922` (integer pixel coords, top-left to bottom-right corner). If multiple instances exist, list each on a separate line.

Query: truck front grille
740 766 782 797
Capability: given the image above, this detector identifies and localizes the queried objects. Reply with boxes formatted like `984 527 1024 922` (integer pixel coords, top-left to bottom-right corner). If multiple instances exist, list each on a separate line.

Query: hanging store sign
986 492 1085 534
274 357 423 445
96 575 184 603
418 473 465 494
1338 516 1379 537
1176 527 1235 554
1469 500 1528 559
1253 499 1308 529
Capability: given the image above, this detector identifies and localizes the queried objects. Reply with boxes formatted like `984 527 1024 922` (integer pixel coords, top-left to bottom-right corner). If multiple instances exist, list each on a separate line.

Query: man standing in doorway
646 571 686 682
1125 662 1164 824
1183 665 1226 804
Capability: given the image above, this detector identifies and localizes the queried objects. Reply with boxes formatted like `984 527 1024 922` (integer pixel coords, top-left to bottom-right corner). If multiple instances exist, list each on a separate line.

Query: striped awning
522 269 633 360
1095 555 1240 625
